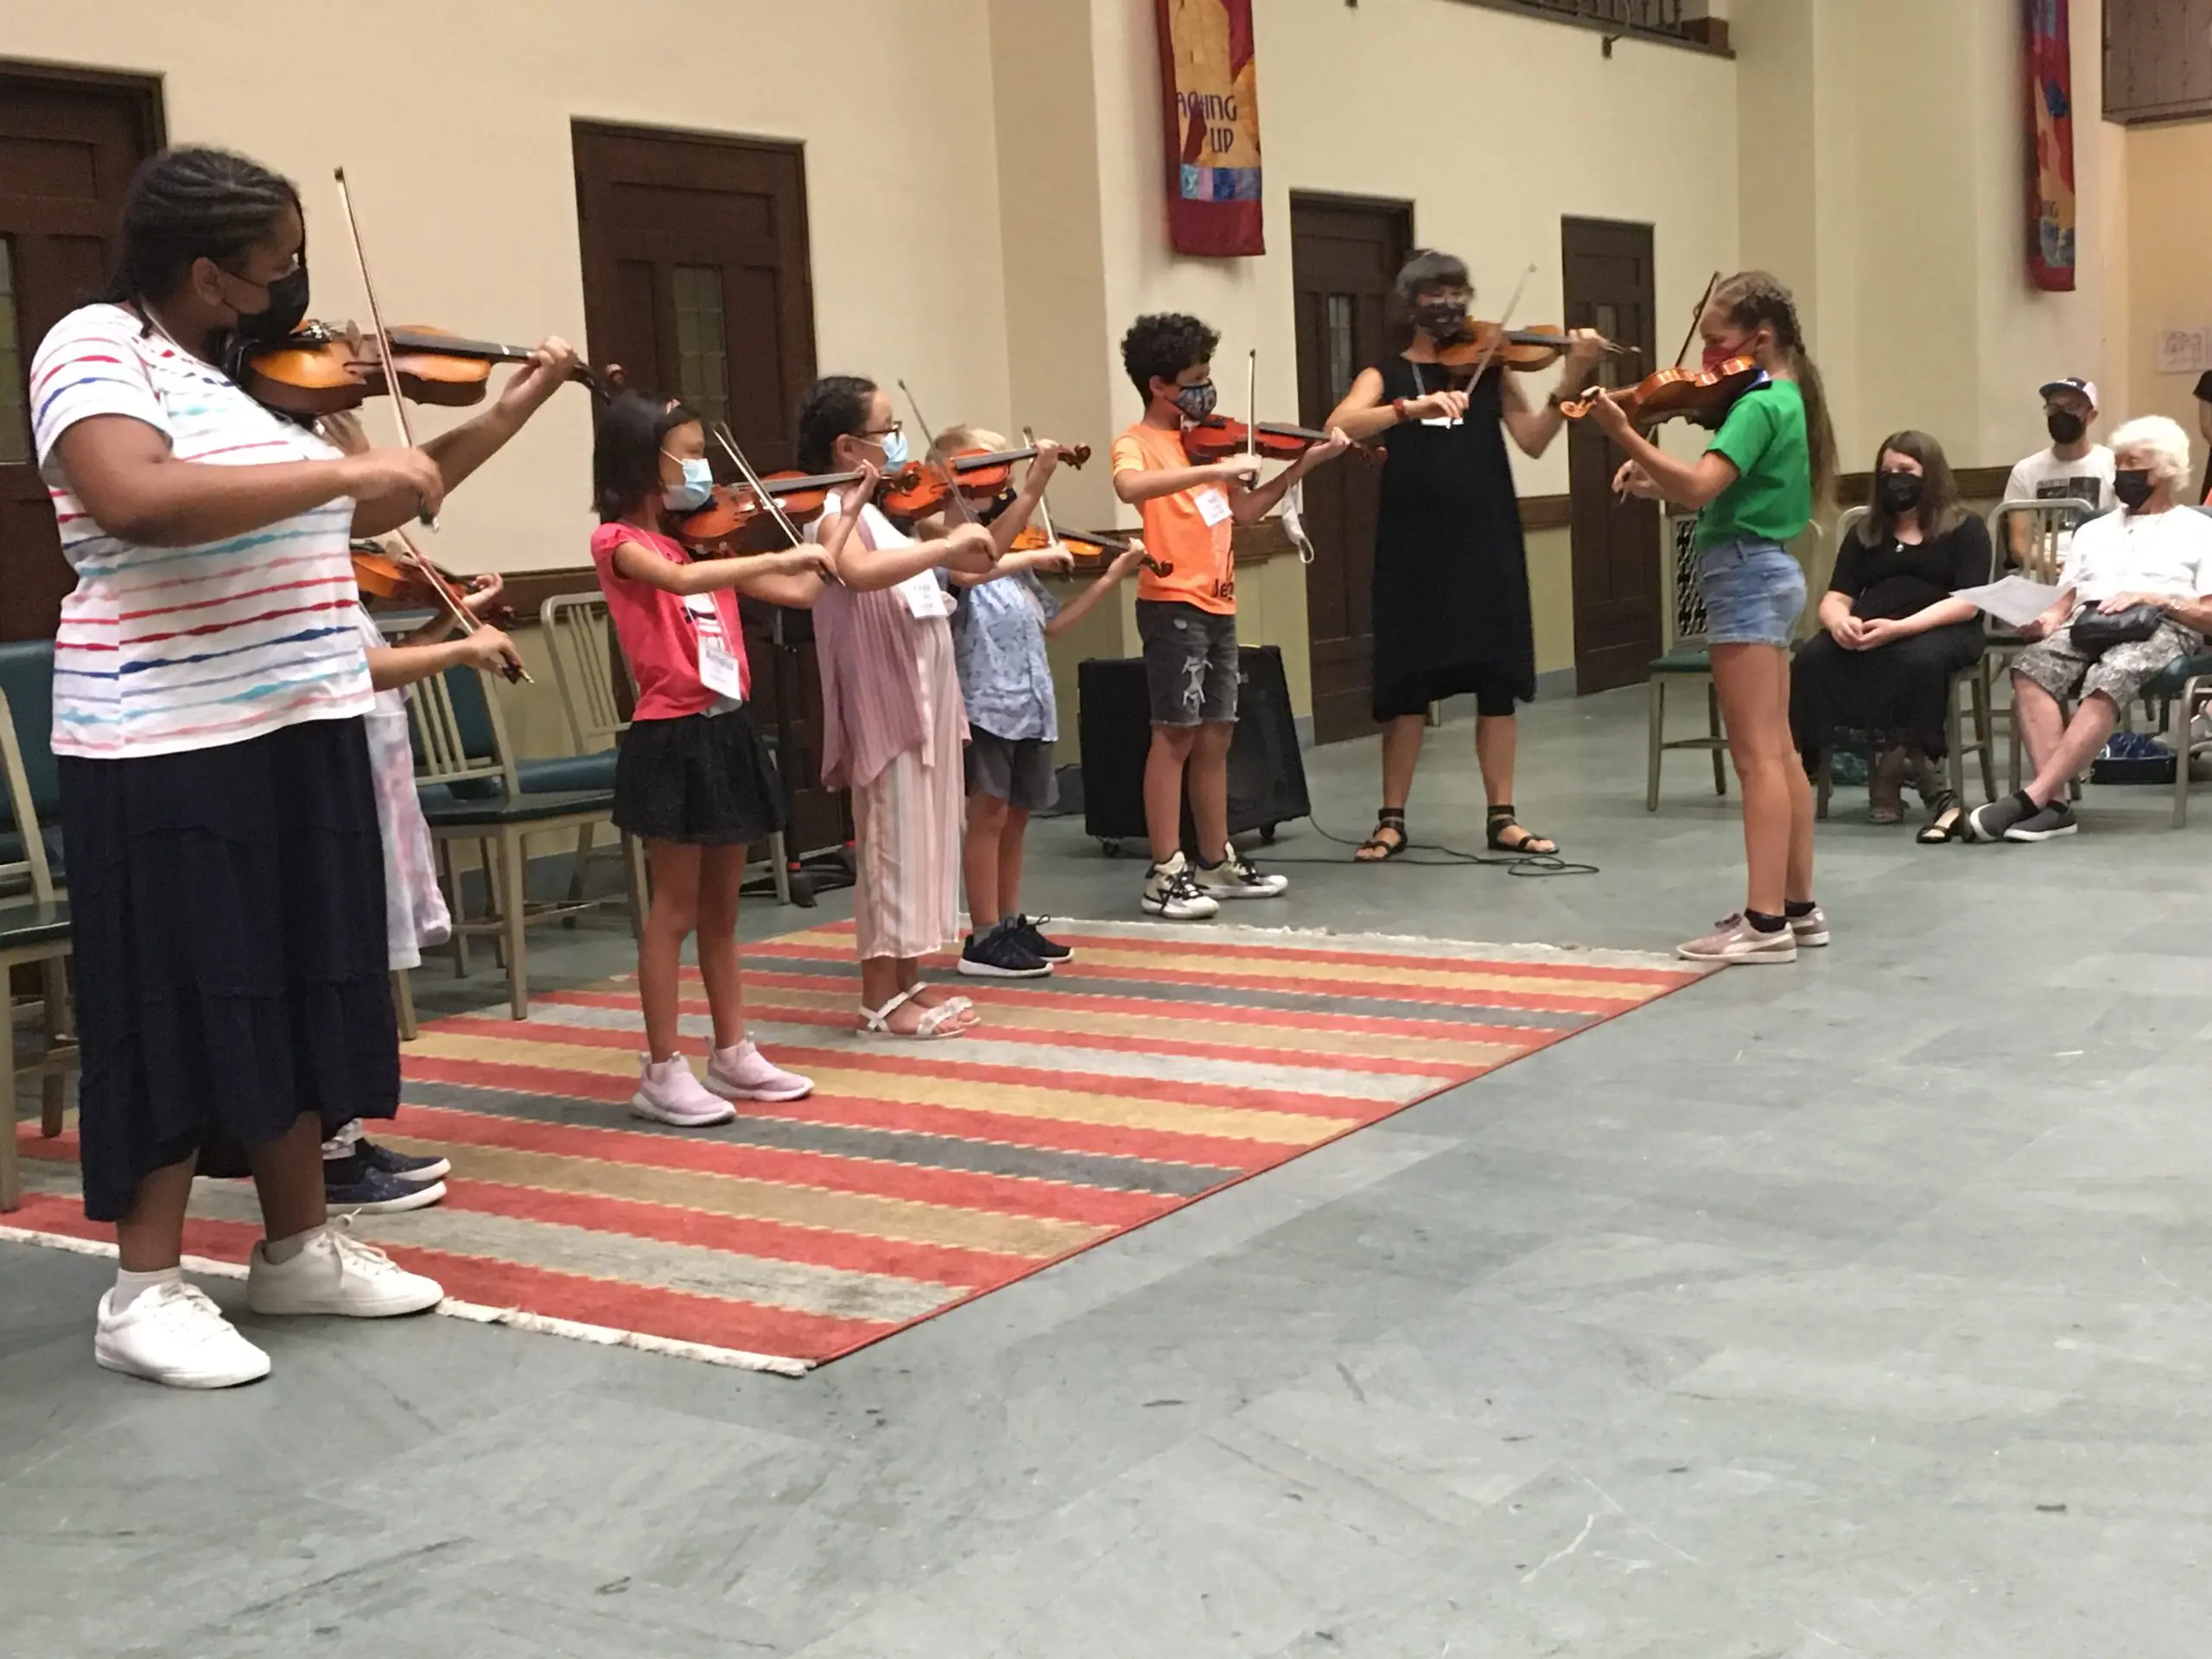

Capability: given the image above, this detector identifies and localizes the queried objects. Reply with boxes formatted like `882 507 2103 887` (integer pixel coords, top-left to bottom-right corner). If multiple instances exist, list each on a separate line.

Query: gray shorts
964 727 1058 811
1135 599 1239 727
2013 612 2202 708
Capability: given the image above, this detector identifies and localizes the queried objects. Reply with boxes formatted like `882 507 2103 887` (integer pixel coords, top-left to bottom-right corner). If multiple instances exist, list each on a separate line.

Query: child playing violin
918 424 1147 977
1112 314 1349 920
591 391 834 1123
797 376 999 1038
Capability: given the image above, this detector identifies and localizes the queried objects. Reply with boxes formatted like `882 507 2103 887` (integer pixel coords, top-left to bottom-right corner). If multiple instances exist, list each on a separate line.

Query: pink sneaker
630 1055 737 1127
706 1039 814 1103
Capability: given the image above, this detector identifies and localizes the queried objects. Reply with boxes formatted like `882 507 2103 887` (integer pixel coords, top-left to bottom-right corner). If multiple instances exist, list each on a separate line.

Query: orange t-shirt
1111 421 1236 614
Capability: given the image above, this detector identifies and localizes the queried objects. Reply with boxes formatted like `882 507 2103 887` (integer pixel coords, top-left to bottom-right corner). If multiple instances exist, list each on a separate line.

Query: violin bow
707 422 841 585
1245 348 1258 469
1675 270 1722 369
893 379 976 525
1462 263 1537 389
381 527 531 683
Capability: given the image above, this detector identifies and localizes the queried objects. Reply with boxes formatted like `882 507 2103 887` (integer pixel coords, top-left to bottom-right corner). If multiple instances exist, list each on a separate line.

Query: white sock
261 1224 324 1265
111 1265 183 1312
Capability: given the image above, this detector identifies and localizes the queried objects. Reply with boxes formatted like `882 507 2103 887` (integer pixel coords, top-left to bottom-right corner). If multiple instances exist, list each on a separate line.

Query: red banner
1154 0 1264 257
2026 0 2076 292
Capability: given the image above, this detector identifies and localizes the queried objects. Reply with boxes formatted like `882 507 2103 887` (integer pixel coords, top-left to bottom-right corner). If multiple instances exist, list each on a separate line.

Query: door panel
1289 195 1410 746
0 69 162 641
1560 217 1662 693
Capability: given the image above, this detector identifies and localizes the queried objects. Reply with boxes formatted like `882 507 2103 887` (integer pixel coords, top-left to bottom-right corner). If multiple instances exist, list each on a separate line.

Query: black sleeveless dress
1369 358 1537 721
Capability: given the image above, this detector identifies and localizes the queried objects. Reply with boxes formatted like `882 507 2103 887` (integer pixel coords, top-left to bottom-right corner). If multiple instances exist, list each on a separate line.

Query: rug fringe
0 1224 810 1378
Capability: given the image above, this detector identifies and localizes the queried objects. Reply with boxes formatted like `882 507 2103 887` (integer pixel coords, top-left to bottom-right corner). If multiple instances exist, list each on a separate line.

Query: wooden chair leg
1646 677 1665 812
391 968 419 1042
439 840 472 978
39 957 68 1137
499 830 531 1020
1707 682 1727 796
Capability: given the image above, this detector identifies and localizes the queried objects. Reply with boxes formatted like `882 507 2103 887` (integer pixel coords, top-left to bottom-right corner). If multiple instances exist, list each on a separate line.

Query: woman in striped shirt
33 146 577 1389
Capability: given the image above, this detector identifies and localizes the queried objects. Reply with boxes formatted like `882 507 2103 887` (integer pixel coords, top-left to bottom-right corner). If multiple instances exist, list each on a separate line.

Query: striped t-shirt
30 302 372 759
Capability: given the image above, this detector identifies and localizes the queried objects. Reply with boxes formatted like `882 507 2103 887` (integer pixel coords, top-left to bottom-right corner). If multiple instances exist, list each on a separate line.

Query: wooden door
1290 194 1410 746
571 123 844 853
0 68 162 641
1560 216 1661 693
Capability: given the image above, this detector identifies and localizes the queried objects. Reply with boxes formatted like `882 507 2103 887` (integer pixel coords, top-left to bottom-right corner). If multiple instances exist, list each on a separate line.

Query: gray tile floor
8 685 2211 1657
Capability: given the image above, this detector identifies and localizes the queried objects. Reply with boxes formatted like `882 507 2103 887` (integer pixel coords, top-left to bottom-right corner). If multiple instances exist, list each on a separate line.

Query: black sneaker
1966 793 2033 842
324 1155 448 1215
2005 800 2079 842
1007 914 1072 963
958 920 1052 978
356 1137 449 1185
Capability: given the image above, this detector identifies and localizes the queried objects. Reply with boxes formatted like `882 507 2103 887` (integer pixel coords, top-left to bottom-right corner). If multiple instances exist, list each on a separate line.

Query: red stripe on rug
383 1103 1178 1230
6 1196 893 1362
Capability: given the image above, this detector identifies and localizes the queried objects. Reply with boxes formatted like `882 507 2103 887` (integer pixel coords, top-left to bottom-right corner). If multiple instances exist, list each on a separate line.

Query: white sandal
859 987 969 1039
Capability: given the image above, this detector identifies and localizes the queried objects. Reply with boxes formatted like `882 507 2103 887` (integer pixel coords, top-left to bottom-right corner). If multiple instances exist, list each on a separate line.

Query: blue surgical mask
661 454 714 512
877 429 911 468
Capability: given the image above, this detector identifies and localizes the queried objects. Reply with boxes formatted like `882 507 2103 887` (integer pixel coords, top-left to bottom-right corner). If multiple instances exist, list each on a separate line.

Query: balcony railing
1452 0 1730 55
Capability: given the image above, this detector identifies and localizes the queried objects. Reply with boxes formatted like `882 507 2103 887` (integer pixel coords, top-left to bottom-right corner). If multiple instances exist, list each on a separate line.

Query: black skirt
59 716 399 1223
1789 622 1986 763
613 707 786 846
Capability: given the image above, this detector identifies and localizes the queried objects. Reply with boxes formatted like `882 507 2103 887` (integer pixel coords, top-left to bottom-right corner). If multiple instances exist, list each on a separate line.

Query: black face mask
1877 471 1924 514
1415 302 1468 342
2113 467 2155 511
229 264 311 346
2046 409 2087 446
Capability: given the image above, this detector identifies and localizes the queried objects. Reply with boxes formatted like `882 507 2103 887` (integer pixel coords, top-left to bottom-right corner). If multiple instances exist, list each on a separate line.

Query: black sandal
1916 792 1965 844
1485 804 1558 856
1356 809 1408 861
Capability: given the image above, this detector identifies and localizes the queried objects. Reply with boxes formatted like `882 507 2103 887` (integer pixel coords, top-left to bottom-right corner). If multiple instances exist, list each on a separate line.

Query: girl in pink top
798 376 999 1037
591 392 834 1126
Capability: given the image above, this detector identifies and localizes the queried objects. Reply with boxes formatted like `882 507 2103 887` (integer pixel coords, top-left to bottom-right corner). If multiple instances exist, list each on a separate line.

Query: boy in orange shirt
1111 314 1351 919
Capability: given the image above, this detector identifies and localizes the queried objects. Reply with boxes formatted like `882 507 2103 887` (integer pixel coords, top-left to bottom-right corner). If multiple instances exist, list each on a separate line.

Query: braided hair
1713 270 1837 511
100 147 302 308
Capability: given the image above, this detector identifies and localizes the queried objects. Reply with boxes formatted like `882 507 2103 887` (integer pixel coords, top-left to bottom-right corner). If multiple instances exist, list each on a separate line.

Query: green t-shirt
1694 378 1811 548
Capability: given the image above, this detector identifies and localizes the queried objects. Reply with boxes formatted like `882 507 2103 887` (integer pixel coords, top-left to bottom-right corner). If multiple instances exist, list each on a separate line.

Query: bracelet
1390 397 1410 423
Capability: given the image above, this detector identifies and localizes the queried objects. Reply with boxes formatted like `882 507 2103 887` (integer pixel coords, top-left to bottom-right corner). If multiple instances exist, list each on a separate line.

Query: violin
1557 358 1765 429
349 531 528 682
675 463 925 551
1433 321 1631 384
880 442 1093 519
1006 524 1166 575
1183 415 1370 464
232 320 612 417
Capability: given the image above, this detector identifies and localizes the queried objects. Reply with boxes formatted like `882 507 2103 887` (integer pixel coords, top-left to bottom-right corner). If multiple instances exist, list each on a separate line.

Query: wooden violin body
880 443 1093 520
1006 524 1166 575
1183 416 1370 464
676 463 925 552
233 320 610 416
1559 357 1764 429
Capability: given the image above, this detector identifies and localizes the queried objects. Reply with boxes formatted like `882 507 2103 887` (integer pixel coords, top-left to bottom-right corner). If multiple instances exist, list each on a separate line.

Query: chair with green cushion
0 641 64 887
0 684 76 1212
1646 510 1727 811
410 662 642 1020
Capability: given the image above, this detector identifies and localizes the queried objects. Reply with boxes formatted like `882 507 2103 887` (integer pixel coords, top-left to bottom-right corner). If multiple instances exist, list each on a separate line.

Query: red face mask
1702 339 1751 374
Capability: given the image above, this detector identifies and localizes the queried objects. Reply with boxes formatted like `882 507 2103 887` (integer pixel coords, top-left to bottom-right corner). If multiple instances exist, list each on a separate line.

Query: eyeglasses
861 420 904 441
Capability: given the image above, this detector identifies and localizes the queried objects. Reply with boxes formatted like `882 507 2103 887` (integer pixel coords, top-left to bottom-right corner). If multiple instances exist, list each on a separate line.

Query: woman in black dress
1790 429 1990 842
1325 251 1603 860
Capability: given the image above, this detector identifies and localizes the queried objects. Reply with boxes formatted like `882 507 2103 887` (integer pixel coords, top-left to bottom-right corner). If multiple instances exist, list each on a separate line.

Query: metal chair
410 662 641 1019
0 685 75 1212
1984 498 2096 791
1809 507 1996 818
1645 508 1728 810
539 591 792 904
0 643 73 1166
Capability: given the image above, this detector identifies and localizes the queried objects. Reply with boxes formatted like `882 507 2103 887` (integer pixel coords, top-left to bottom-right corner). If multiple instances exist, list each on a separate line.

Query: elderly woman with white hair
1969 414 2212 842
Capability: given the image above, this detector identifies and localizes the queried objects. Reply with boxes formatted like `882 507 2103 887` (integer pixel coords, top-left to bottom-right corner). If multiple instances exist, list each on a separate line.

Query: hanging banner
2025 0 2076 292
1154 0 1264 257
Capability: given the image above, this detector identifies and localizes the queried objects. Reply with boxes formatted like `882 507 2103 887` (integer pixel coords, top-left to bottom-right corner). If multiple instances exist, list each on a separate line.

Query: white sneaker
245 1217 445 1319
631 1054 737 1126
705 1039 814 1103
1194 848 1288 900
1677 913 1798 965
1789 906 1831 947
94 1281 271 1389
1141 850 1219 920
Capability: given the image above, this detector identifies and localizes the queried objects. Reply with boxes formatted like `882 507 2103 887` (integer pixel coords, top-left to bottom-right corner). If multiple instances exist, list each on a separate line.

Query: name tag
896 569 953 620
684 594 746 702
1193 486 1233 527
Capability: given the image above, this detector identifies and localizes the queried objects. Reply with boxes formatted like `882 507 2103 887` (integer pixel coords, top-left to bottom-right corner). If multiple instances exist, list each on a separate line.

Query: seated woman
1789 430 1991 842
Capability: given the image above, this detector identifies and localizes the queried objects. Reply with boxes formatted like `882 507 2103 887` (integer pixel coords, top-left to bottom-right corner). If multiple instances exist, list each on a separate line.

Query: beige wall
2125 119 2212 453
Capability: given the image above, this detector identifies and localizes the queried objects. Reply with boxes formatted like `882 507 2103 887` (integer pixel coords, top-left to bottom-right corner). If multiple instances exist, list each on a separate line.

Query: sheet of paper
1953 575 2062 627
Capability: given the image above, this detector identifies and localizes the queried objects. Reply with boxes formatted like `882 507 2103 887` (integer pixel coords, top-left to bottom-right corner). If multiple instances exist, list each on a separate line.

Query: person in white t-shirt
2000 377 2116 569
1969 416 2212 843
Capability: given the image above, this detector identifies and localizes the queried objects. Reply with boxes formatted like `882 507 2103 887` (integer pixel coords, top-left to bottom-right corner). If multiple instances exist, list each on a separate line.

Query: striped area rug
6 921 1707 1373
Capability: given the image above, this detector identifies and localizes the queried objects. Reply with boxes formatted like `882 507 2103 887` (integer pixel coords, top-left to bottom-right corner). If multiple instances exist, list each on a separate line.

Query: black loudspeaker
1077 645 1311 855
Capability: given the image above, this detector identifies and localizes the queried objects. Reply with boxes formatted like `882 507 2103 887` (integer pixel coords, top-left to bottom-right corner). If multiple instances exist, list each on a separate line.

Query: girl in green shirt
1586 271 1838 965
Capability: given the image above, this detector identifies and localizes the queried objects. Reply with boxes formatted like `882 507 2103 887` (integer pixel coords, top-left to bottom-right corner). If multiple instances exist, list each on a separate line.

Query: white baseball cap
2038 377 2099 409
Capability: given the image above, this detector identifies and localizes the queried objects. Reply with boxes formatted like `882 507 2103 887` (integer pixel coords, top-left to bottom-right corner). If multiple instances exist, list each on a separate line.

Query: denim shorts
1135 599 1239 726
1696 537 1807 648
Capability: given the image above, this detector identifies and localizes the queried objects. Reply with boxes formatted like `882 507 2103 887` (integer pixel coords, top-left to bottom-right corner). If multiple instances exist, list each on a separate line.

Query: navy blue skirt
59 715 398 1222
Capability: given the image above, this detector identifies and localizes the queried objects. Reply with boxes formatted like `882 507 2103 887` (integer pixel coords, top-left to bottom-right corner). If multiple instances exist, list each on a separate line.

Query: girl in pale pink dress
799 376 1000 1038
